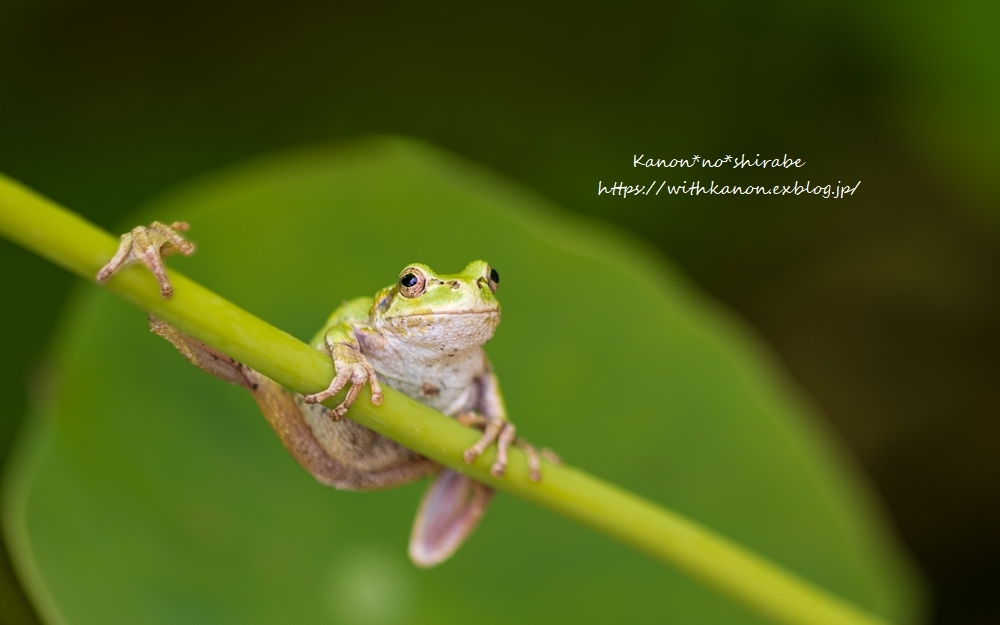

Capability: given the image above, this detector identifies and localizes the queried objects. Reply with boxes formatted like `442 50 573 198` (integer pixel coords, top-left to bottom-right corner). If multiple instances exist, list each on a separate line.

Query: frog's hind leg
148 316 250 386
148 316 435 490
148 316 348 484
409 469 493 568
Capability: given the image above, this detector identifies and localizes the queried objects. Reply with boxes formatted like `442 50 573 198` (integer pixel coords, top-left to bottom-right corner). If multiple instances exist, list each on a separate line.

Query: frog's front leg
458 411 546 482
96 221 195 297
302 324 383 419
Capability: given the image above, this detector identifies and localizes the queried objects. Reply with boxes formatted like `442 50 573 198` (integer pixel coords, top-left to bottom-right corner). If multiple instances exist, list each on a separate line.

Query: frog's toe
302 391 325 404
136 240 173 297
514 439 543 482
330 378 367 419
456 411 489 428
328 403 349 421
95 233 133 284
366 370 384 405
462 420 502 466
152 221 196 256
305 367 353 405
541 448 562 465
489 423 517 479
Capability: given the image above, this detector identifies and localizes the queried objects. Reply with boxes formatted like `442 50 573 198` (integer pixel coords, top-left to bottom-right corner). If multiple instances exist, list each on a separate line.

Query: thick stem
0 172 890 625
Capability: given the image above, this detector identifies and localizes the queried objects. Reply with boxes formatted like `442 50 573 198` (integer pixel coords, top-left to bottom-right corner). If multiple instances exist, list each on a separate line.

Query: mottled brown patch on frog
420 382 441 397
450 280 461 289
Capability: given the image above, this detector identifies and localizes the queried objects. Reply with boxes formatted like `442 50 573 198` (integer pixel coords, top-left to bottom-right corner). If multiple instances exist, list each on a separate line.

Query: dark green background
1 1 997 624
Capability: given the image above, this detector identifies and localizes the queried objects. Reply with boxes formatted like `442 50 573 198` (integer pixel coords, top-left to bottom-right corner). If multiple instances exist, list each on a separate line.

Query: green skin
98 224 539 567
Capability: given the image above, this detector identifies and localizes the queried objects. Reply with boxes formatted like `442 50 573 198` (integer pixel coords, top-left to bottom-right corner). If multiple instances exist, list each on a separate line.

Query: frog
96 221 547 567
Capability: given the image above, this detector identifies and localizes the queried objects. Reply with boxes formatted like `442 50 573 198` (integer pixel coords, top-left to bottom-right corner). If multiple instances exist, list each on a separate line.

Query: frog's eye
399 268 427 298
487 267 499 293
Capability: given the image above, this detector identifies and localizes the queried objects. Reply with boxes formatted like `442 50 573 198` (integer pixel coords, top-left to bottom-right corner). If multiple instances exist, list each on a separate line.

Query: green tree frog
96 222 547 567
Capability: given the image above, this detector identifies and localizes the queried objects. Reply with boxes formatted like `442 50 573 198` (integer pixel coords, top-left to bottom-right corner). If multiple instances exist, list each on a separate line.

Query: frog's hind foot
96 221 195 298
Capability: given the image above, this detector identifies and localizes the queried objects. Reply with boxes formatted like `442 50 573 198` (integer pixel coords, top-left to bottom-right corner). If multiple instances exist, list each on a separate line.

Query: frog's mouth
387 310 499 318
384 305 501 320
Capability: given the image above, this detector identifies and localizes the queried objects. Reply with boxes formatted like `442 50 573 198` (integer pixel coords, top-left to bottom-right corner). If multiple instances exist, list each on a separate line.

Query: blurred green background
0 1 997 624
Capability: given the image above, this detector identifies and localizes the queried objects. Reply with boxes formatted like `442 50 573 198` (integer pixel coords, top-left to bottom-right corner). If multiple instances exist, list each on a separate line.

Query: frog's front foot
303 342 383 420
96 221 196 298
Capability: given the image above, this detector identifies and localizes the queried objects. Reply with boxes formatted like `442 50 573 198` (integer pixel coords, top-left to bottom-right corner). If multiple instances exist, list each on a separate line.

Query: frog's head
372 261 502 348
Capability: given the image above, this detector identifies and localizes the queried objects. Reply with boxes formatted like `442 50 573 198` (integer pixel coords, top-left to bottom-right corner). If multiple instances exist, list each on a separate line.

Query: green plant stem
0 172 890 625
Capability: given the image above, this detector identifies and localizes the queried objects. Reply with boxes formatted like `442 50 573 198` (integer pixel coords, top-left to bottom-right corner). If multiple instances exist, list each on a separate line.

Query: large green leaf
5 138 921 624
